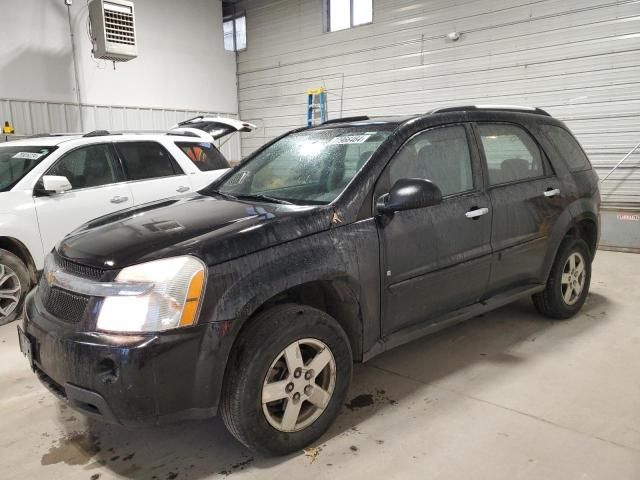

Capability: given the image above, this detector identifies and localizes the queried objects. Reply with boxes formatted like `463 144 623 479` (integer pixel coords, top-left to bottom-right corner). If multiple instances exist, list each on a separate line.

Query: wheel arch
248 279 364 361
541 210 599 282
0 236 38 285
565 214 598 259
213 276 364 418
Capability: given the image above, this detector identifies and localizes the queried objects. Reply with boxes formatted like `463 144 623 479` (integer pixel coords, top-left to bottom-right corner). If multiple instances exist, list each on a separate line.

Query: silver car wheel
561 252 586 306
0 263 21 320
261 338 336 433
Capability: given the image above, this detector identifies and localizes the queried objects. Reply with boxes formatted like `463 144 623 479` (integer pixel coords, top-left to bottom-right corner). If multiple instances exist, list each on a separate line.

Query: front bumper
21 289 232 426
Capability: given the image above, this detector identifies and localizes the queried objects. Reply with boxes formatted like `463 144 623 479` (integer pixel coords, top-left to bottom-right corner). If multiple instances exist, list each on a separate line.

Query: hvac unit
88 0 137 62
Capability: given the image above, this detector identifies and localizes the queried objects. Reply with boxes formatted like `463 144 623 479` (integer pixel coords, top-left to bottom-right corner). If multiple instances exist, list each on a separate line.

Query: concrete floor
1 250 639 480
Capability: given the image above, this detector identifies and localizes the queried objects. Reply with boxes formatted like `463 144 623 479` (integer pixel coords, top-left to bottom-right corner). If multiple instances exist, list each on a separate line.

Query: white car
0 117 254 324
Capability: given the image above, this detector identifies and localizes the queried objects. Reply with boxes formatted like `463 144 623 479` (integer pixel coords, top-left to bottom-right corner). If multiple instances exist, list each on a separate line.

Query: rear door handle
544 188 561 198
465 207 489 219
110 195 129 204
176 186 190 193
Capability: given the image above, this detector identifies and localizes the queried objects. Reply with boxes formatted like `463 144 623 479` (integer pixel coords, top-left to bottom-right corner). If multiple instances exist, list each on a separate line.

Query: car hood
58 194 333 270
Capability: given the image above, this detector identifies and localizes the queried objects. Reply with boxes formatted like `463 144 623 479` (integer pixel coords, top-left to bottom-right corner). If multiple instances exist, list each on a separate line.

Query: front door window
47 144 121 190
389 125 474 196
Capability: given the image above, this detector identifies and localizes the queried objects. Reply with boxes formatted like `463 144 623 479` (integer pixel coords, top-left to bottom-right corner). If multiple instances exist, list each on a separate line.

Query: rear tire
221 304 352 456
0 249 31 326
533 237 591 319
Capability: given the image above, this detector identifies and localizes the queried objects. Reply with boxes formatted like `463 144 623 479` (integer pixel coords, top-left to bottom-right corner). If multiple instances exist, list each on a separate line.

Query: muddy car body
20 106 600 455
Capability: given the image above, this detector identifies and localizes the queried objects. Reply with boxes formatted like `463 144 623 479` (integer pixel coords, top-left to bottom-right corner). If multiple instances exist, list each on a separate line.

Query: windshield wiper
208 189 238 200
234 193 293 205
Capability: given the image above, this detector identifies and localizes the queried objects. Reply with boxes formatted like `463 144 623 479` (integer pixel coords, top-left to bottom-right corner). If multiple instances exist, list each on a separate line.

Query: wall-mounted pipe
66 1 84 131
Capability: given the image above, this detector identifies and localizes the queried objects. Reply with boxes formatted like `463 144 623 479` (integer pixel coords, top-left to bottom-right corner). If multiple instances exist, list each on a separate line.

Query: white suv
0 117 254 324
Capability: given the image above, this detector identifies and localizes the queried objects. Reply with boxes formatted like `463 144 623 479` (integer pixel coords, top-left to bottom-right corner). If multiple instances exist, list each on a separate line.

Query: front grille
38 252 107 323
39 276 90 324
45 286 89 323
54 252 105 280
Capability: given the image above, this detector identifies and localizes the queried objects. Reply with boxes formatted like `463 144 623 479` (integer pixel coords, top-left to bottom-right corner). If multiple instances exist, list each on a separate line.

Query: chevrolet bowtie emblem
46 270 56 286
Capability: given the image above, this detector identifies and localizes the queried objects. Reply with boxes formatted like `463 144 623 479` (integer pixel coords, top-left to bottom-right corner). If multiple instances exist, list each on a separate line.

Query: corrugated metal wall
0 98 243 162
237 0 640 208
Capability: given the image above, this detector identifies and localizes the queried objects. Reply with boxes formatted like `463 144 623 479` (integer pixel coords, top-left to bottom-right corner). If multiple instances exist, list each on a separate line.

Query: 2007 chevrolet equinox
19 106 599 455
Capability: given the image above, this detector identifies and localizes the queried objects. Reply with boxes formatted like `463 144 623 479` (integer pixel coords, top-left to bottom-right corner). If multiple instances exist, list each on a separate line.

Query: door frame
469 120 564 293
371 122 490 337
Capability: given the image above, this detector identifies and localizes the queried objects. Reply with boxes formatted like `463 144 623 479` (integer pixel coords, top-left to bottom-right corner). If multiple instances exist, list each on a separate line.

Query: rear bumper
21 289 233 426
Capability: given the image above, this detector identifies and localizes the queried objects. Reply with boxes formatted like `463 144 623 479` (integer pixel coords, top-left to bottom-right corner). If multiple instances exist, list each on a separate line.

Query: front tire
0 249 30 326
221 304 352 455
533 237 591 319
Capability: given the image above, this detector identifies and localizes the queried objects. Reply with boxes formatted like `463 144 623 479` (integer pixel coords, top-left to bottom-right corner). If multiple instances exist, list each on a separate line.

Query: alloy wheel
261 338 336 432
561 252 586 306
0 263 21 320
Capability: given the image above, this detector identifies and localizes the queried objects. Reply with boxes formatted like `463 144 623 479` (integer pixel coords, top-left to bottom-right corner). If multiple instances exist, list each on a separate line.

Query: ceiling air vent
89 0 138 62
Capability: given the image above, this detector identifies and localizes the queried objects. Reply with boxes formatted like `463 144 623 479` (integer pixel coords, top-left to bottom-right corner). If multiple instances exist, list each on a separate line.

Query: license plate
17 327 34 370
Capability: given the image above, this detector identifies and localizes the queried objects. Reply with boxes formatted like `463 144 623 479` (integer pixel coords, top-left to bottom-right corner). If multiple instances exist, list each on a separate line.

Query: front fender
192 223 379 411
199 218 381 348
206 229 363 326
0 211 43 271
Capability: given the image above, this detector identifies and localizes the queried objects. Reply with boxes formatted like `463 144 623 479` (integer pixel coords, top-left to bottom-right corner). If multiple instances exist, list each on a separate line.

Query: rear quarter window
541 125 591 172
176 142 229 171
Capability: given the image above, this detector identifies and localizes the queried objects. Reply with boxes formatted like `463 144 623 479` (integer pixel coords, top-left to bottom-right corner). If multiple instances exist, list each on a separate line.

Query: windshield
0 145 57 192
217 127 392 204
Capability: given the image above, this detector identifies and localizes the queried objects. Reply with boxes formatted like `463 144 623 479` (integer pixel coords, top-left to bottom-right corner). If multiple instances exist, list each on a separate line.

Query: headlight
97 256 206 333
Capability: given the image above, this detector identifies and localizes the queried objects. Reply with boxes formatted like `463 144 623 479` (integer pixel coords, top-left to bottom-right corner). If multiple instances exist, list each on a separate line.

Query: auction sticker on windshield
12 152 46 160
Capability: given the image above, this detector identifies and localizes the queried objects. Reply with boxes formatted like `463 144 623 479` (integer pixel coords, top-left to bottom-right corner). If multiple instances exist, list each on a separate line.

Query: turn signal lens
179 270 205 327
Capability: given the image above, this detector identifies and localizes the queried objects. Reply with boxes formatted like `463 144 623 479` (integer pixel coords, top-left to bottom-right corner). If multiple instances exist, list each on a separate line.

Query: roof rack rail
80 129 212 139
83 130 112 137
24 133 81 138
321 116 370 125
429 105 551 116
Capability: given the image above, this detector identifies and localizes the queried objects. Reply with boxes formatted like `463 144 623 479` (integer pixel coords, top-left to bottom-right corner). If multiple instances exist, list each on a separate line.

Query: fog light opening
97 358 119 384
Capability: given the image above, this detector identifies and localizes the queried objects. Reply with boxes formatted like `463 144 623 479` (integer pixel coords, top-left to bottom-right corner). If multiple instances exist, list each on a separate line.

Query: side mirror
376 178 442 214
42 175 72 194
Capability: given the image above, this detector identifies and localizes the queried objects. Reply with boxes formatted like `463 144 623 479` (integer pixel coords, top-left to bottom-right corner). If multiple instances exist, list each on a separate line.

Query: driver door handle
110 195 129 204
544 188 561 198
176 185 190 193
465 207 489 219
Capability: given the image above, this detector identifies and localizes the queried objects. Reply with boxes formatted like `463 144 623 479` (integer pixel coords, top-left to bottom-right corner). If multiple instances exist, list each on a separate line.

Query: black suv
19 106 599 455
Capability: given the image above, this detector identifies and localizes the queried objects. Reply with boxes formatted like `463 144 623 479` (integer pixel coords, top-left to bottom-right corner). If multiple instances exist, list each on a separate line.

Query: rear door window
477 124 546 185
541 124 591 171
175 142 229 171
116 142 183 181
47 144 121 190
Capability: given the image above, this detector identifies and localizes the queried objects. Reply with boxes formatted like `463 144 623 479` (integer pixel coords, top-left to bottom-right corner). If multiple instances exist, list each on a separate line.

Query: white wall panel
0 0 237 113
0 0 242 160
237 0 640 207
0 98 242 163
